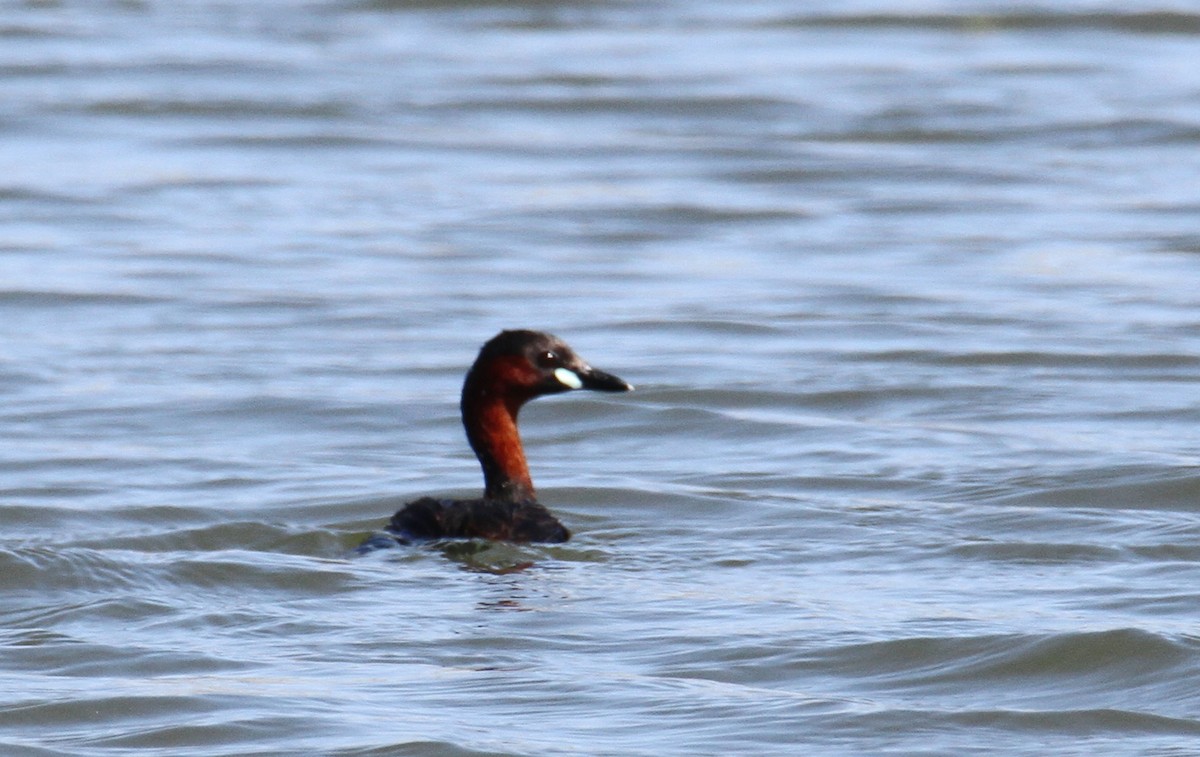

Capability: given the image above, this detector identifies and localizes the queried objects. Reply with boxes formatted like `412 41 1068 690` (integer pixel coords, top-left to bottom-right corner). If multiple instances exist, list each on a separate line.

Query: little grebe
373 329 632 545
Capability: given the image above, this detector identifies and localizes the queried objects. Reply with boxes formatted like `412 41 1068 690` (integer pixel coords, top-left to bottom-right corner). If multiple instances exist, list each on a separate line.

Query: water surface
2 1 1200 755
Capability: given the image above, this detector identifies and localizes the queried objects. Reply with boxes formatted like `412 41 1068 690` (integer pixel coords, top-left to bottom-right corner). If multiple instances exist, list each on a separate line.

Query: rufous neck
461 388 535 502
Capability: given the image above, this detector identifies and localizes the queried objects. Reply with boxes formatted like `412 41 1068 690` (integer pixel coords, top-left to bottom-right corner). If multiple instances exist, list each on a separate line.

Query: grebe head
460 330 631 501
466 329 633 405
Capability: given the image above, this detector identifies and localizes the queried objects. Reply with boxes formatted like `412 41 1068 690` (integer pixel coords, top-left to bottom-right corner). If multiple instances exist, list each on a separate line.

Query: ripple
765 11 1200 35
0 289 168 307
84 97 353 120
986 465 1200 511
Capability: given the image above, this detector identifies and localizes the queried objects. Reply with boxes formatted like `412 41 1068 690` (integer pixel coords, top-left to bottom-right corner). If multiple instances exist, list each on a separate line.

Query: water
3 1 1200 754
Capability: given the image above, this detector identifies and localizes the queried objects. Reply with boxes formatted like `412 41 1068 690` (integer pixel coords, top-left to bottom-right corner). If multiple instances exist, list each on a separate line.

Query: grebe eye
537 350 558 367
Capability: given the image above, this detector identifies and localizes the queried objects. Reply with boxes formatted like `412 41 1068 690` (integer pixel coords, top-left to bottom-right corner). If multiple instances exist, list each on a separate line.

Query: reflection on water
2 1 1200 755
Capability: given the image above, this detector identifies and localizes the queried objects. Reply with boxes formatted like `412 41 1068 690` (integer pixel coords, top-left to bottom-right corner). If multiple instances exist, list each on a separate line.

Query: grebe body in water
377 330 632 545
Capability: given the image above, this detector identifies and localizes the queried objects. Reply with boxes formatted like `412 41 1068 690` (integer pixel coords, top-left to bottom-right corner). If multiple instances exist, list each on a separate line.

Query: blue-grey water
3 1 1200 755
